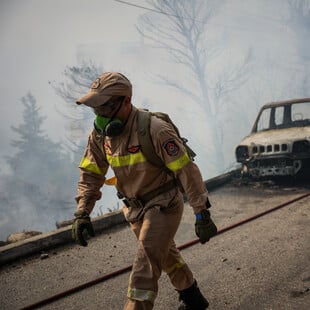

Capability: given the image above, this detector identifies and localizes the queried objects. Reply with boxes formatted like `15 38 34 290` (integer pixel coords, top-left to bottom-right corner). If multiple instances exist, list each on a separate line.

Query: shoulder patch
163 139 179 156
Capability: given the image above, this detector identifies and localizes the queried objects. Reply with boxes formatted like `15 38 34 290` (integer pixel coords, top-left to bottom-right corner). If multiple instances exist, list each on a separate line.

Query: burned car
235 98 310 178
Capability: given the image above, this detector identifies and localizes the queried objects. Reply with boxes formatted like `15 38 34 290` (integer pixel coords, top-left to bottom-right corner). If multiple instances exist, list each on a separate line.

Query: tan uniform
76 106 209 310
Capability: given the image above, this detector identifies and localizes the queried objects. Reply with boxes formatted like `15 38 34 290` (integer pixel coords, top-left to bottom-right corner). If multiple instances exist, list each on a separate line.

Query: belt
121 179 177 208
139 179 177 203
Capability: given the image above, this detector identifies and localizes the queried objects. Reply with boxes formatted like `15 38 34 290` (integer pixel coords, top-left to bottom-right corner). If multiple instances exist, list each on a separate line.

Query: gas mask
94 115 125 137
93 99 126 137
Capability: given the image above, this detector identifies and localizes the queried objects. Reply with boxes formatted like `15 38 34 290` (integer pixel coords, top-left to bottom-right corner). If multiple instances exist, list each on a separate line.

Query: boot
177 280 209 310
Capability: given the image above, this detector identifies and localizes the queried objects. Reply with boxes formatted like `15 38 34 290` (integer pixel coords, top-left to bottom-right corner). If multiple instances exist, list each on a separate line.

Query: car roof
251 97 310 133
261 97 310 109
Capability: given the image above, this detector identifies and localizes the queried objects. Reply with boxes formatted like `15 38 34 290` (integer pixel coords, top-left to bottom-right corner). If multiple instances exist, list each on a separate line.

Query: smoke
0 0 309 240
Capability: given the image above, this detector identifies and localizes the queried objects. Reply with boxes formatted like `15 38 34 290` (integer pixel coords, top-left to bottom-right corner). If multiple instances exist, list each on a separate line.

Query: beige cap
76 72 132 107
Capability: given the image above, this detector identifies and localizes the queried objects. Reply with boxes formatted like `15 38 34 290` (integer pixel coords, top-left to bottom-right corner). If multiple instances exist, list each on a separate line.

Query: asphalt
0 175 309 310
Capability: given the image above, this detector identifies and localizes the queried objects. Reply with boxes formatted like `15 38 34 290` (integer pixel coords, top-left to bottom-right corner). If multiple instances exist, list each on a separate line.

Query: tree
3 92 78 235
136 0 252 173
8 93 62 181
51 61 120 216
286 0 310 96
50 60 104 156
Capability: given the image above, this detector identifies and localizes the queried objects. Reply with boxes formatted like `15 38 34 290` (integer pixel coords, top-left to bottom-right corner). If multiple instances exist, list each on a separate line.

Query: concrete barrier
0 169 238 266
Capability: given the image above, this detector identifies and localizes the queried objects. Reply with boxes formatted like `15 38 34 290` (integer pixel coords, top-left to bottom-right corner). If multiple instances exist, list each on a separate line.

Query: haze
0 0 309 240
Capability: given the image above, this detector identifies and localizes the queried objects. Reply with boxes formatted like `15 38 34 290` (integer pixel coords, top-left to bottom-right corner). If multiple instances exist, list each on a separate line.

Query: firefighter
72 72 217 310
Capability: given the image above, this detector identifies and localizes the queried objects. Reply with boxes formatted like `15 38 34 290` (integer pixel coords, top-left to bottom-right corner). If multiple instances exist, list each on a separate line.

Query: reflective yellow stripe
127 287 157 303
105 151 190 171
166 152 191 172
79 157 106 175
164 257 186 274
106 152 147 167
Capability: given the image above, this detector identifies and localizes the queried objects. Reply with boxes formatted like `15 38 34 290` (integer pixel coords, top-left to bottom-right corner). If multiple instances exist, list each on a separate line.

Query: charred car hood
239 127 310 146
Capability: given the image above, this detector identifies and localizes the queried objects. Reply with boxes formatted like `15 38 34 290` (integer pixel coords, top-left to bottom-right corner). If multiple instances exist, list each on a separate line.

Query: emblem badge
91 78 101 89
163 139 179 156
128 145 140 153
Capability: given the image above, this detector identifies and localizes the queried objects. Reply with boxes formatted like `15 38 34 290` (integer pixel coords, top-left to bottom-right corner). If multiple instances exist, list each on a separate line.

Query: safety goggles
103 100 120 109
93 97 124 116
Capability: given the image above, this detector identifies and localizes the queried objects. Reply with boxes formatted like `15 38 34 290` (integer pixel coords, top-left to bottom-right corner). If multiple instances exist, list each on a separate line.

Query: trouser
123 193 194 310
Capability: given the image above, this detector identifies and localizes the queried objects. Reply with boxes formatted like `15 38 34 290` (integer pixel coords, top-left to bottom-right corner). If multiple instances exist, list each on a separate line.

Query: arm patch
163 139 180 156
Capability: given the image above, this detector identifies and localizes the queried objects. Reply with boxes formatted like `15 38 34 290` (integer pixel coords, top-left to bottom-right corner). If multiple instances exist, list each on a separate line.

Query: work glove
195 209 217 244
72 210 95 247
